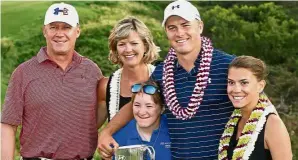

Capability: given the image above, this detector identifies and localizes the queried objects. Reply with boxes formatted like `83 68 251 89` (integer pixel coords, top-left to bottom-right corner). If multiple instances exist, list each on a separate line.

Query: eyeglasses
131 83 160 95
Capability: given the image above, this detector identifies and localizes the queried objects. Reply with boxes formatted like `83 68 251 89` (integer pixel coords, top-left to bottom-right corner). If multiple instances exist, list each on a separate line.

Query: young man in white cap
97 0 235 159
1 3 102 160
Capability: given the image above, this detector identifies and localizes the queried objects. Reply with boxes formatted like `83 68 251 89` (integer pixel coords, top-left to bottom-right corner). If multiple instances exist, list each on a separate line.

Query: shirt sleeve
1 66 25 126
95 63 103 81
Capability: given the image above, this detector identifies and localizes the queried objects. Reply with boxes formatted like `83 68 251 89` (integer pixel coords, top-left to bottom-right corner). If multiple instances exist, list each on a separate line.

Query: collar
37 47 82 64
174 54 201 74
129 115 168 141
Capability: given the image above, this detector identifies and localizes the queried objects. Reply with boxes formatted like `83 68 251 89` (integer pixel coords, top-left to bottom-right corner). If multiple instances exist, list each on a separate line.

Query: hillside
1 1 297 159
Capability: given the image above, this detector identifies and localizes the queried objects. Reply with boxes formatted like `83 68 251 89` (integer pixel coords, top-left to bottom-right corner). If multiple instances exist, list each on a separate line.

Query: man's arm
1 66 24 160
1 123 17 160
97 101 134 159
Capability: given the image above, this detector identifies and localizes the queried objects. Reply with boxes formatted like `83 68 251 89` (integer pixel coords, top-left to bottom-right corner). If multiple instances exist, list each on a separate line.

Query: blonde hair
108 16 160 66
229 56 268 81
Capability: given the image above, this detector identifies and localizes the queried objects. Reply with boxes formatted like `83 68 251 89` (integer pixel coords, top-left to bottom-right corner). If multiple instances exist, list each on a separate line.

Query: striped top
1 47 102 159
151 49 235 159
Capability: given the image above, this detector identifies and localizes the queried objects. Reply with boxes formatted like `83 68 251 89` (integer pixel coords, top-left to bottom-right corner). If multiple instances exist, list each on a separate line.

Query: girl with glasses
97 16 160 129
219 56 292 160
113 80 171 160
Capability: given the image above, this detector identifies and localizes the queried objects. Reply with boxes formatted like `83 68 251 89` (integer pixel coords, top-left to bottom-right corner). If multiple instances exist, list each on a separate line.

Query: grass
1 2 53 38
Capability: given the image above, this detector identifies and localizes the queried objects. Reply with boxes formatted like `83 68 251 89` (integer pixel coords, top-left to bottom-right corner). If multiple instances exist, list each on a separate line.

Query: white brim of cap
162 14 199 27
44 18 77 27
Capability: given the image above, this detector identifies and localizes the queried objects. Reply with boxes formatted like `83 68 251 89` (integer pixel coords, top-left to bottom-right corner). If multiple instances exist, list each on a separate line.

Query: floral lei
218 93 275 160
162 36 213 120
109 64 155 120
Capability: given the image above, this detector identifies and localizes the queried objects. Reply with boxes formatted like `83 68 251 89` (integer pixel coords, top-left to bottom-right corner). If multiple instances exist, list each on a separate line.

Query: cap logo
172 5 180 10
53 7 69 15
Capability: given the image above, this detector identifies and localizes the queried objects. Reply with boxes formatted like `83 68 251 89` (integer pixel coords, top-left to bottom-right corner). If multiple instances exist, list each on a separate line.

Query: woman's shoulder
265 113 289 142
264 112 292 159
266 113 283 130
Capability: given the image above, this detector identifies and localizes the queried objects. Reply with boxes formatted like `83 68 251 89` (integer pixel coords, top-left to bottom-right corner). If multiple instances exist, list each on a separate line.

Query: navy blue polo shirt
113 115 172 160
151 49 235 159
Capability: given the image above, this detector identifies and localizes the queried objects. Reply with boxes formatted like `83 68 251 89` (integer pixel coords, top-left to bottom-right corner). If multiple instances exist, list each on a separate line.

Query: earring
115 52 120 59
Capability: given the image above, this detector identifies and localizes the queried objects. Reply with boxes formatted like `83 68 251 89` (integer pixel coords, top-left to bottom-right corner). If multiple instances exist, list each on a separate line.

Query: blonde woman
97 16 159 128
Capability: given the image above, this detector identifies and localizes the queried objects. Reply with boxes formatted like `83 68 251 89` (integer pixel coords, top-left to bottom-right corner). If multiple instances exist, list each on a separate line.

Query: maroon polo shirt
1 47 103 159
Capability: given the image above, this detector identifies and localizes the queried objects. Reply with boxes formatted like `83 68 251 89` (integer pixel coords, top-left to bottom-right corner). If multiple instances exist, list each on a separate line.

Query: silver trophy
115 144 155 160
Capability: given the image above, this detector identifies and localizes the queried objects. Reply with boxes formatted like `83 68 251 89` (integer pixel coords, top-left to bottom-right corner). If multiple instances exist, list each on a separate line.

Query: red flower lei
162 36 213 120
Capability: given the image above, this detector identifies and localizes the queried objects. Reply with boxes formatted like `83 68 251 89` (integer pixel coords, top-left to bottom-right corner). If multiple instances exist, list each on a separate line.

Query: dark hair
228 56 268 81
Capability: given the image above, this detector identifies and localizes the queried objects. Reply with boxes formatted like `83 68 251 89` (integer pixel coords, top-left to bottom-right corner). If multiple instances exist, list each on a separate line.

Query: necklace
136 121 162 148
218 93 275 160
162 36 213 120
109 64 155 120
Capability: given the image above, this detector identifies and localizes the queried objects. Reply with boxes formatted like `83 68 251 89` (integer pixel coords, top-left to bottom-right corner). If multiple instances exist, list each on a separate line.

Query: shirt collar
174 54 202 72
129 116 168 141
37 47 82 64
37 47 49 63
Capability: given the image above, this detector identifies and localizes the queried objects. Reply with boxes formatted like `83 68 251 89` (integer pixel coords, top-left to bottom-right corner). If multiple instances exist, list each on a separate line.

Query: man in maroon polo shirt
1 3 102 160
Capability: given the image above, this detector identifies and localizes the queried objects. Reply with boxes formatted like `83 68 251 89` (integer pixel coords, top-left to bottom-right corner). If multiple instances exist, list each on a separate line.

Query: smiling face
43 22 80 56
165 16 203 55
133 92 162 130
116 31 146 67
227 67 266 110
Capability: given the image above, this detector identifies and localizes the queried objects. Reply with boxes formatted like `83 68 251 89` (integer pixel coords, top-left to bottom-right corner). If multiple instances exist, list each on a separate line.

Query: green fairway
1 1 53 38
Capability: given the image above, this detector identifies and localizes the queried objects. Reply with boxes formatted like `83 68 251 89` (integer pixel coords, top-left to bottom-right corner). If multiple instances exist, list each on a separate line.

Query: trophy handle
145 146 155 160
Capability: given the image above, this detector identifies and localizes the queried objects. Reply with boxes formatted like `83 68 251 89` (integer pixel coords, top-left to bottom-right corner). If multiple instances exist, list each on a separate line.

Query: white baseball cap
162 0 201 27
44 2 79 27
